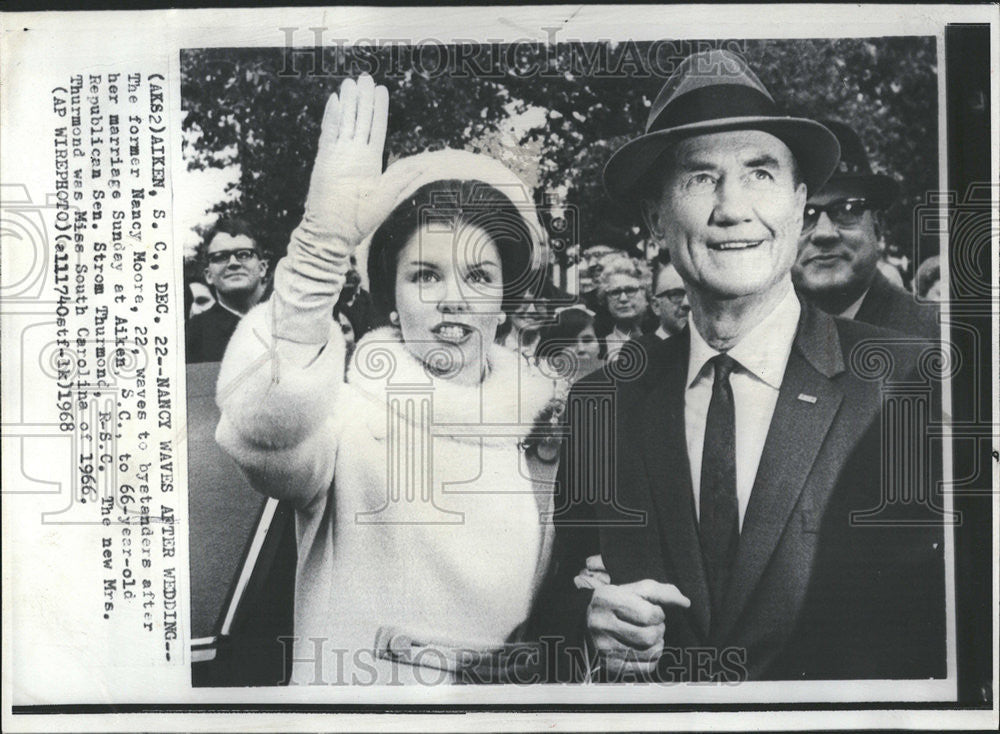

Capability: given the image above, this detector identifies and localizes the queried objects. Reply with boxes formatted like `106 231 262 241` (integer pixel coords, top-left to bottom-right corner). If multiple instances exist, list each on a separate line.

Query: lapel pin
797 393 818 404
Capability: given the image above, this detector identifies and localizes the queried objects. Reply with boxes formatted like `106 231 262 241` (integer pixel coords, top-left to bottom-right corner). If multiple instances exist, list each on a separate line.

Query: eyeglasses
655 288 687 303
802 198 871 232
207 248 259 265
606 285 642 299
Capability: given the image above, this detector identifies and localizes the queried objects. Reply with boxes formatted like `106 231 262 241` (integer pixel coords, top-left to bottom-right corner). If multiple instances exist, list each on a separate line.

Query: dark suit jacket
854 270 940 339
630 331 666 352
186 302 241 364
530 303 946 681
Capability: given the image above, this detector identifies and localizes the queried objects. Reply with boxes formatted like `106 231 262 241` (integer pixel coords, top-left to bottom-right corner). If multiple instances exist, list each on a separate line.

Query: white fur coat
217 310 557 684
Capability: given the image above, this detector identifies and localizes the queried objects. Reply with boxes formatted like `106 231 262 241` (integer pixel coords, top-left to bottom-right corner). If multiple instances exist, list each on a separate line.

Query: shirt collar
612 325 639 340
655 325 671 341
838 287 869 319
215 298 246 319
687 281 801 390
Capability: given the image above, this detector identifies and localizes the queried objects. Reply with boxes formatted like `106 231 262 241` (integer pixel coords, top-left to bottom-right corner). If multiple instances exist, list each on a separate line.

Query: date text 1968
50 69 180 663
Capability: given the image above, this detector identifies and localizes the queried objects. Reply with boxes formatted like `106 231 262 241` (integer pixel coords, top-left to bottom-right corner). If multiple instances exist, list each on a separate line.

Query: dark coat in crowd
186 302 241 363
854 269 940 339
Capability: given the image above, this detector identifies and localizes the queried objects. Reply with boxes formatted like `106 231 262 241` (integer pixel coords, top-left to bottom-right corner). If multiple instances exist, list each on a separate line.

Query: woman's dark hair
367 179 538 319
534 307 606 362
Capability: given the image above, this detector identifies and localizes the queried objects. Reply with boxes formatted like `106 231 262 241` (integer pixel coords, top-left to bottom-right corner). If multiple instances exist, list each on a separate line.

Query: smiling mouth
708 240 763 251
432 322 474 344
807 253 848 265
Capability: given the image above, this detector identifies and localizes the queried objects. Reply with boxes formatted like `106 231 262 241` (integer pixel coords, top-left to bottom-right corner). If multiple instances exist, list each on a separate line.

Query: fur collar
347 327 555 445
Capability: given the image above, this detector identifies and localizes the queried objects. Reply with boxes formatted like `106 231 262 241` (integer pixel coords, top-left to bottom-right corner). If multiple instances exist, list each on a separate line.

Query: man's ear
203 265 215 288
794 181 808 211
640 198 664 241
258 257 269 279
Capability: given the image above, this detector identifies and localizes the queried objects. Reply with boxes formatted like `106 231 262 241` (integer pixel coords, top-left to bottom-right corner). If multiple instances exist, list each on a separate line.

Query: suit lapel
713 306 846 641
640 330 711 638
854 270 890 325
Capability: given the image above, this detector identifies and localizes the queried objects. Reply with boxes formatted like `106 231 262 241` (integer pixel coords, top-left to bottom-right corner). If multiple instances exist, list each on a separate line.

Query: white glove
273 74 416 344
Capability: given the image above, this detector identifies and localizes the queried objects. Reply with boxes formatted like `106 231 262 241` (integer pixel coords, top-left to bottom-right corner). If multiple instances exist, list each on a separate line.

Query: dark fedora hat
813 118 900 208
604 49 840 203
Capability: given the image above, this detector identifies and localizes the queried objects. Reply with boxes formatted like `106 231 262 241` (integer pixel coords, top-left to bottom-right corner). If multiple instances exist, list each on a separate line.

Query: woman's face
572 325 601 361
605 272 648 324
394 223 505 384
545 323 601 382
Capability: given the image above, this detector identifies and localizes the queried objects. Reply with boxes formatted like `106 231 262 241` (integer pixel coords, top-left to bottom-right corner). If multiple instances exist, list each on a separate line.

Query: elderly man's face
792 183 882 298
643 130 806 302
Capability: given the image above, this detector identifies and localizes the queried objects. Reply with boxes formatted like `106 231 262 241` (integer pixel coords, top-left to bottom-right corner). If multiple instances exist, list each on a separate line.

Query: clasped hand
581 555 691 676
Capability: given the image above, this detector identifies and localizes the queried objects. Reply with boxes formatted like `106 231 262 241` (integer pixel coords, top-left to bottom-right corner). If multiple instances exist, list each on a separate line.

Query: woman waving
215 76 556 685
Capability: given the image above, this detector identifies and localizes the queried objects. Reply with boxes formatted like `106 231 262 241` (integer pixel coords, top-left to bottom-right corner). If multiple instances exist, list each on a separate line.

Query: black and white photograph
1 4 996 732
181 33 955 689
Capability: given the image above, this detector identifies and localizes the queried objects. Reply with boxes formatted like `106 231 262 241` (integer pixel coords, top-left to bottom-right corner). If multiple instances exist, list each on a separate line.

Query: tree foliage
180 37 937 274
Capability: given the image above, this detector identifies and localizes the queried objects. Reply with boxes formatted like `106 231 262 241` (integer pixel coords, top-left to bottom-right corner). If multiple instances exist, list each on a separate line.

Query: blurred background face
343 268 362 298
793 183 881 300
335 310 356 349
510 300 548 335
645 130 806 302
188 282 215 317
203 232 267 300
570 324 600 361
394 223 504 384
579 245 617 292
543 322 602 384
604 272 647 324
651 264 690 335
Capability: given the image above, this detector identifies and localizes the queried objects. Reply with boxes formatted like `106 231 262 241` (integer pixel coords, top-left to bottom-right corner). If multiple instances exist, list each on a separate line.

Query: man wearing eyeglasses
578 244 619 313
628 260 691 361
649 261 690 339
186 217 269 363
793 120 938 339
596 255 658 362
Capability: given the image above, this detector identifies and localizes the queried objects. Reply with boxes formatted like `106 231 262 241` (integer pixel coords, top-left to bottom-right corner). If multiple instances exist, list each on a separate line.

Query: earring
389 311 399 326
498 312 507 325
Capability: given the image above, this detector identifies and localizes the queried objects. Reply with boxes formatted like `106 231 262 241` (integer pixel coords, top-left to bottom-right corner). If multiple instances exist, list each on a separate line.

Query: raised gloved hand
301 74 396 244
273 74 415 345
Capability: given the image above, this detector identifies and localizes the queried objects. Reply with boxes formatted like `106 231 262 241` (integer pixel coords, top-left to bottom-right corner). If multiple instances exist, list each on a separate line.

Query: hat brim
819 172 900 209
603 116 841 204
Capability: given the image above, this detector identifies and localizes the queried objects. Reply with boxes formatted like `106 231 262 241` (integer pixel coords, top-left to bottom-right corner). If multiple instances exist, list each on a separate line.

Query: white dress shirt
838 288 868 320
685 282 801 529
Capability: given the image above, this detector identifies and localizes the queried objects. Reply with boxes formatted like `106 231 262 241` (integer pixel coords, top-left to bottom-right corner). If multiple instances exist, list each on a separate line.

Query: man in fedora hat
532 49 944 682
793 119 939 339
